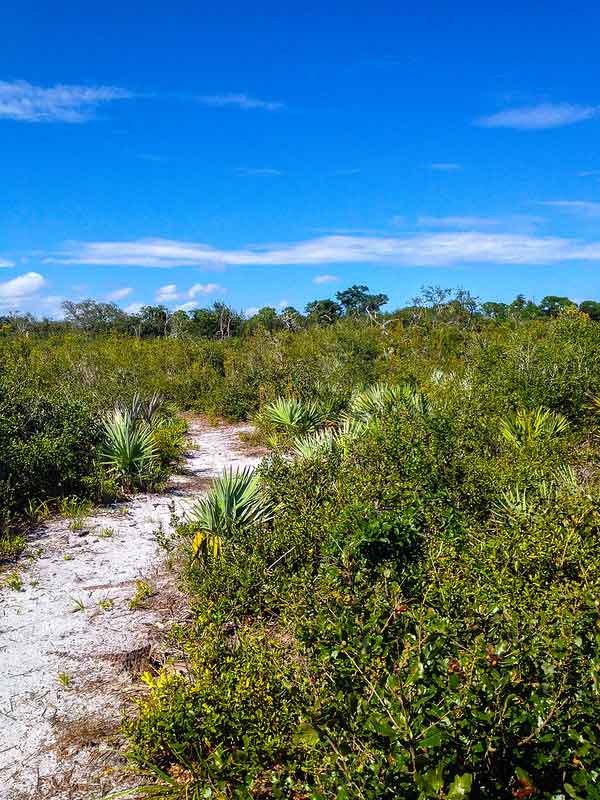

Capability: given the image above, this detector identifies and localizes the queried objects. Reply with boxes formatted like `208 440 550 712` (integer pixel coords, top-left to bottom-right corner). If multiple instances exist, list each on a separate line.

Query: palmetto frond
291 428 338 460
187 468 272 559
262 397 324 434
292 416 369 461
348 382 428 420
99 409 158 480
499 407 569 448
117 391 167 425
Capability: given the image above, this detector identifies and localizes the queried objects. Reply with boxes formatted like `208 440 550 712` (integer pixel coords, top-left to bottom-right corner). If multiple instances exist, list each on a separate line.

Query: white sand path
0 419 263 800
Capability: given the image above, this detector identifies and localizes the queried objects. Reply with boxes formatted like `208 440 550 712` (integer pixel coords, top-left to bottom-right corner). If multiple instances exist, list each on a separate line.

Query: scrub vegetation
3 286 600 798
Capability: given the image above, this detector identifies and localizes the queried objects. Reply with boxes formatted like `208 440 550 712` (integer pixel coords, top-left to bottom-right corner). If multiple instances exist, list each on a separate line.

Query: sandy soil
0 419 264 800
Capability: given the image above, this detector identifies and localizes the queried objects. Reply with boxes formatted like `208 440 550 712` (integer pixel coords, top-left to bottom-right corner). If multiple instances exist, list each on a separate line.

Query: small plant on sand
24 498 51 524
99 527 114 538
5 570 23 591
98 597 114 611
0 531 25 561
70 597 86 613
57 672 71 687
129 579 155 610
58 496 94 519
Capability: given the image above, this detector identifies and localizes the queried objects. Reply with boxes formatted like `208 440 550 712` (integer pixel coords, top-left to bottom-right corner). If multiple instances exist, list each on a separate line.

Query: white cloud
0 80 132 123
313 274 339 284
50 231 600 269
198 93 282 111
175 301 196 312
234 167 283 176
244 307 260 318
429 163 461 171
540 200 600 217
156 283 180 302
417 216 500 229
188 282 224 298
277 299 289 309
0 257 14 267
124 302 143 314
0 271 47 306
106 286 133 301
477 103 599 130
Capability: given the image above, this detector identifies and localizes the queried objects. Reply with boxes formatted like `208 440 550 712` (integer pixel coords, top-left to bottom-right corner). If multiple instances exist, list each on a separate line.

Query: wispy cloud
106 287 133 301
198 93 282 111
156 281 224 305
313 274 339 284
156 283 179 302
540 200 600 217
577 170 600 177
50 231 600 269
0 257 14 267
417 215 501 229
124 302 143 314
429 163 461 171
0 80 133 123
188 282 224 298
477 103 599 130
0 271 47 306
234 167 284 177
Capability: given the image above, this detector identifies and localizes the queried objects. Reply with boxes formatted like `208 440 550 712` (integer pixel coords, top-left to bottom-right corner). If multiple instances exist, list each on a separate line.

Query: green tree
336 285 389 317
247 307 280 333
138 305 171 337
62 299 130 334
509 294 540 320
481 301 509 320
539 295 575 317
580 300 600 320
305 299 343 326
279 306 304 331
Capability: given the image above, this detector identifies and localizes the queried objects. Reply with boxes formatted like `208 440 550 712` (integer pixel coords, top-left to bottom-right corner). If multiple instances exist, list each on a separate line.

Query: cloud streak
0 80 133 123
234 167 284 177
198 93 282 111
416 216 501 229
106 287 133 301
477 103 599 130
48 231 600 269
428 163 461 171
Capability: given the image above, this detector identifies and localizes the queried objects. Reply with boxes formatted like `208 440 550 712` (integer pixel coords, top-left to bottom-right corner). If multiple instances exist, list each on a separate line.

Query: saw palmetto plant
499 407 569 449
99 409 158 487
188 467 273 561
261 396 324 435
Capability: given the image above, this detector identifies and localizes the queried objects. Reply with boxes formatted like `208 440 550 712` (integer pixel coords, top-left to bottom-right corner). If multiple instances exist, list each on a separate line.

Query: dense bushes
123 317 600 798
0 371 101 520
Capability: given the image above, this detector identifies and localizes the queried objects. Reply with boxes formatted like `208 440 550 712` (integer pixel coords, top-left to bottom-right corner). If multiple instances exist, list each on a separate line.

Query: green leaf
293 721 320 747
447 773 473 799
416 764 444 797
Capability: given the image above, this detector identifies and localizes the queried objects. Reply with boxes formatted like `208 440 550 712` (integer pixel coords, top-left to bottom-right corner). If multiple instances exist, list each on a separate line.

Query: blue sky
3 1 600 316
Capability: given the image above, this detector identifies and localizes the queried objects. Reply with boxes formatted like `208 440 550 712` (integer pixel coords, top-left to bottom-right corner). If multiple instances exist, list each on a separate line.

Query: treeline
1 285 598 339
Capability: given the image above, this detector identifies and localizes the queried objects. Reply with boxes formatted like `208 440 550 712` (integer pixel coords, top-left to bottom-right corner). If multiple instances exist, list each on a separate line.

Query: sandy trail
0 419 263 800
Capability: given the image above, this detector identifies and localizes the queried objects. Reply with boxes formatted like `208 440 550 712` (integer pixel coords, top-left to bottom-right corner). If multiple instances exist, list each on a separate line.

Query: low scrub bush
123 377 600 799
